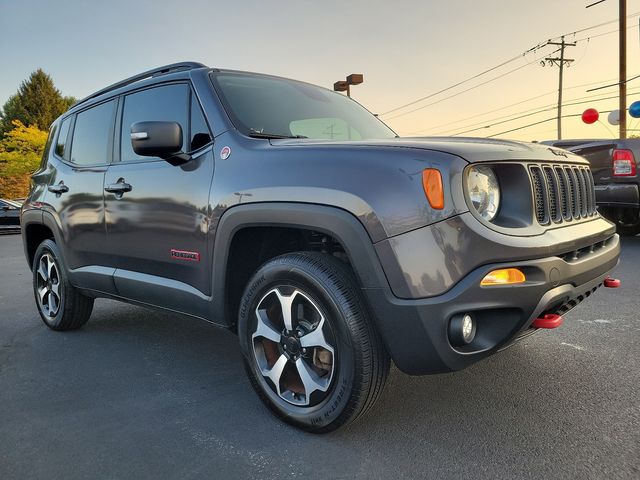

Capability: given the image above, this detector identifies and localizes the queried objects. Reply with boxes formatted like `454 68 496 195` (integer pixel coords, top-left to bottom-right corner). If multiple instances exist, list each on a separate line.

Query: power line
446 88 640 137
487 109 616 138
379 11 640 120
377 52 529 117
409 78 631 136
547 10 640 42
487 115 574 138
383 48 560 121
435 86 640 136
405 76 625 135
409 81 640 137
587 73 640 92
574 21 638 42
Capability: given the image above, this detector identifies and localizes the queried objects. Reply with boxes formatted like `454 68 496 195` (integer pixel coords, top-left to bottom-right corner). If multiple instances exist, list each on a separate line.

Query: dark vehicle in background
545 138 640 236
0 198 21 234
20 63 620 432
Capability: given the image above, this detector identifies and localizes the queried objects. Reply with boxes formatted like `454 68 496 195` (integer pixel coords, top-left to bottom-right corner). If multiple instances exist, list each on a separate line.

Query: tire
601 207 640 236
237 252 389 433
615 220 640 237
32 239 94 331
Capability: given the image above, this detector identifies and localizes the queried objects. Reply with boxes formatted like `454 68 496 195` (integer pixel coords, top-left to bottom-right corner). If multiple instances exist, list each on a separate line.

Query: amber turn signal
422 168 444 210
480 268 526 286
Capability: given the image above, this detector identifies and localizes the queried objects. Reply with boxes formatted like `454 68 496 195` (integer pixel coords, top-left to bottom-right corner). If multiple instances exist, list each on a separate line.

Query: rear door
104 83 214 312
45 100 116 272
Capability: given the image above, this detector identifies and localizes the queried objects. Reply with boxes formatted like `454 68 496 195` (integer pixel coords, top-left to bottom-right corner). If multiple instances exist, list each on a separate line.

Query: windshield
211 72 397 140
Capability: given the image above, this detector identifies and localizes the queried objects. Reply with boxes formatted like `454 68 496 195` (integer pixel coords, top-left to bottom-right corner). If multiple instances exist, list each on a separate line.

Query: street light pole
333 74 364 97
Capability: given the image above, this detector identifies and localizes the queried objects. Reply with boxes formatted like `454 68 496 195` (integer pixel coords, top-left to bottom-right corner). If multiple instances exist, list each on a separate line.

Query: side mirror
130 121 190 165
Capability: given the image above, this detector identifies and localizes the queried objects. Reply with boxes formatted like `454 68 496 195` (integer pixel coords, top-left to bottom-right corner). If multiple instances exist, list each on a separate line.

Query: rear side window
40 123 58 166
70 101 116 166
120 84 189 162
54 117 71 160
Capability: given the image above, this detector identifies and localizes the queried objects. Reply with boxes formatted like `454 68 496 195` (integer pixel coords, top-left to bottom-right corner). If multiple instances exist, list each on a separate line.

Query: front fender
210 202 392 325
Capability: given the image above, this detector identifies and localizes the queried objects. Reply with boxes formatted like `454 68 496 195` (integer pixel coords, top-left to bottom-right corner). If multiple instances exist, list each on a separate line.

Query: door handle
104 179 132 194
48 182 69 195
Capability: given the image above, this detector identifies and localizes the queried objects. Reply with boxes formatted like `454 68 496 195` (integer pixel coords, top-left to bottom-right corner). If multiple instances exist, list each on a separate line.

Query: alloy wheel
252 287 336 407
35 253 61 318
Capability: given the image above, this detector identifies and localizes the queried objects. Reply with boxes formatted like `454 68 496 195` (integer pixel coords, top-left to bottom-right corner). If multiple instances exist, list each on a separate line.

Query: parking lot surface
1 234 638 479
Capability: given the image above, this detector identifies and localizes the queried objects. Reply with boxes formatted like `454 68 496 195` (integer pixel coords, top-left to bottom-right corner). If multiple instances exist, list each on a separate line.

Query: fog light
449 313 477 346
480 268 526 286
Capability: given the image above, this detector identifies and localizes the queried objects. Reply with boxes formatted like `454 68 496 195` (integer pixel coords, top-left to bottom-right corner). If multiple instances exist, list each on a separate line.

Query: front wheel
237 252 389 433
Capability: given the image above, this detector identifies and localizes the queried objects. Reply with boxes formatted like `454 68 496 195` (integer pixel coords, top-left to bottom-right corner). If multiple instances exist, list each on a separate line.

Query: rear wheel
237 252 389 433
33 239 94 331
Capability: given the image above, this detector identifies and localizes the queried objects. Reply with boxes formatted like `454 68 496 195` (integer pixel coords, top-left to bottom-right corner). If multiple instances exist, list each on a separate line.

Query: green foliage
0 120 48 198
0 69 75 137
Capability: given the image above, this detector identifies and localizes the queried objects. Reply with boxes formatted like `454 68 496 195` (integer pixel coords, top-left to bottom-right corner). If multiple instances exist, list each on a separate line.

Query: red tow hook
532 313 563 329
604 276 621 288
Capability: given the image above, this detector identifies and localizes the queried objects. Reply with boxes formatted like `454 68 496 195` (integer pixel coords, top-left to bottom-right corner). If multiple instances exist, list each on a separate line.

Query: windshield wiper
247 130 308 139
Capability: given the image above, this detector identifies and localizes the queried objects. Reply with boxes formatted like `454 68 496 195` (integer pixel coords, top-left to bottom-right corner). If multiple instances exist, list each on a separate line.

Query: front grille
529 164 597 225
530 167 546 223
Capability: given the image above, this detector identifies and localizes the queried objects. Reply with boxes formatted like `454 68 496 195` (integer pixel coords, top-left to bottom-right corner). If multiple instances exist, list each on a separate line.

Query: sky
1 0 639 141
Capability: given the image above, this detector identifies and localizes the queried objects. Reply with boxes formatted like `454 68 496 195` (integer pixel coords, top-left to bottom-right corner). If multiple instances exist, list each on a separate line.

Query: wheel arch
21 209 56 269
211 203 391 328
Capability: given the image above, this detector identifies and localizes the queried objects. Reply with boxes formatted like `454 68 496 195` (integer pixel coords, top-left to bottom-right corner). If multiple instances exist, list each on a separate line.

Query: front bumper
364 233 620 375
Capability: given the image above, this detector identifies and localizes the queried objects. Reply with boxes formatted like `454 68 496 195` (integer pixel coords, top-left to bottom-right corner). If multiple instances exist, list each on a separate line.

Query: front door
104 83 214 313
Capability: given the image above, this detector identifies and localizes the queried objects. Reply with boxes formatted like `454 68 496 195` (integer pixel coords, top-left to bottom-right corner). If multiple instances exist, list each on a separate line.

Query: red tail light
612 149 636 176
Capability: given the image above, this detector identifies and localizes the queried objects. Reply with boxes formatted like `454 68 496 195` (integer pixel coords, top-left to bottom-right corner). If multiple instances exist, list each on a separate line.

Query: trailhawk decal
170 249 201 262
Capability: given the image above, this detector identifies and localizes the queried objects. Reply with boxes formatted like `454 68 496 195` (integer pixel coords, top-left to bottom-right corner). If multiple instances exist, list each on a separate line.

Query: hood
270 136 587 164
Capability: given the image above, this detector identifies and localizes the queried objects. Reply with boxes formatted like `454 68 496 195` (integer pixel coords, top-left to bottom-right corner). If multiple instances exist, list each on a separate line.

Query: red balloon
582 108 599 124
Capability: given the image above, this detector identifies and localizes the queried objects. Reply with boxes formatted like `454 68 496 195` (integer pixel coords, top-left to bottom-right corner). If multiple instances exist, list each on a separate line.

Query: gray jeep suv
21 62 620 432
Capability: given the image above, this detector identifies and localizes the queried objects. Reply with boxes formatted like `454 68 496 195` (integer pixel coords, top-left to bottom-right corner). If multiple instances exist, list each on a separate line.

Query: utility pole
619 0 627 138
586 0 627 138
544 36 576 139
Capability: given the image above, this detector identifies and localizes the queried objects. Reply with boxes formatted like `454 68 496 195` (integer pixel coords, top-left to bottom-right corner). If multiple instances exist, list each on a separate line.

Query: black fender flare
210 202 392 325
20 208 44 268
20 208 68 270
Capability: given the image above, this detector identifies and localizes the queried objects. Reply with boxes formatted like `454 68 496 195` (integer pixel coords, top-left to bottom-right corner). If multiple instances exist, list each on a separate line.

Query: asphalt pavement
0 233 638 479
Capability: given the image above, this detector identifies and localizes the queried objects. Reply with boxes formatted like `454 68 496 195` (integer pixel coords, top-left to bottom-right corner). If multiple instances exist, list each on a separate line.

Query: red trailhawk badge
170 249 200 262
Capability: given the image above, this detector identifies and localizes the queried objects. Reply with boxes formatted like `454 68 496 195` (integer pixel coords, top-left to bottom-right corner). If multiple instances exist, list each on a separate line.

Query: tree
0 120 48 198
0 69 75 136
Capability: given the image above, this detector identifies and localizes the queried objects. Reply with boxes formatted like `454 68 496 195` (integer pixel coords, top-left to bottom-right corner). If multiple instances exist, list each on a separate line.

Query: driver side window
120 84 189 162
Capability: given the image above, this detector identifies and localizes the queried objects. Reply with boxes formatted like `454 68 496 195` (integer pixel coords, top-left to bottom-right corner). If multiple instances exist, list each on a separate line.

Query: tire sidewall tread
238 251 389 433
32 239 93 331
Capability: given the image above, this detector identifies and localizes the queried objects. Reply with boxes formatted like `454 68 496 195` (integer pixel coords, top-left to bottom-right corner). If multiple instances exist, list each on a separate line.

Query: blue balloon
629 101 640 118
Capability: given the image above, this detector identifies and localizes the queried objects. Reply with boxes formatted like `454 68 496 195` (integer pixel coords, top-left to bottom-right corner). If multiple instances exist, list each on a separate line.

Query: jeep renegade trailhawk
21 62 620 432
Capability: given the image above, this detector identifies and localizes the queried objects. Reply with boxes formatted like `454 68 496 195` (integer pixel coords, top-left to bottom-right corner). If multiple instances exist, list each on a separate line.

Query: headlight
467 166 500 221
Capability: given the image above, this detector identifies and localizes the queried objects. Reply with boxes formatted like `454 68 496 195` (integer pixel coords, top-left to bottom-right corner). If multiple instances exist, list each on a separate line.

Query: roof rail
73 61 208 107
